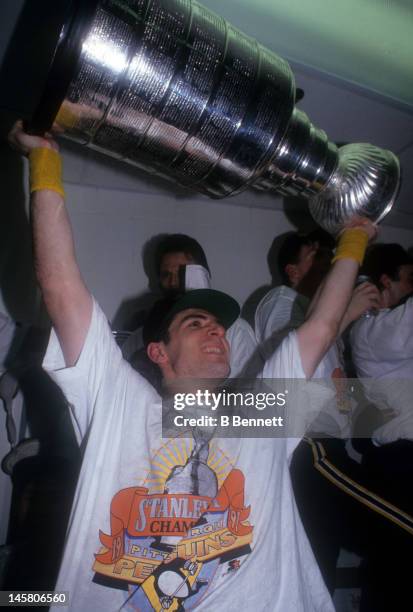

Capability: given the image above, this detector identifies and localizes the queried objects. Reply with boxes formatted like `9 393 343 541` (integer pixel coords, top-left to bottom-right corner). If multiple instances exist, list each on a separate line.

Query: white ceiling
203 0 413 111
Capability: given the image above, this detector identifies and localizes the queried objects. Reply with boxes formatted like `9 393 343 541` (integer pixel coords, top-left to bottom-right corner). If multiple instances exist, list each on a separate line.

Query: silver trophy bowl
29 0 400 233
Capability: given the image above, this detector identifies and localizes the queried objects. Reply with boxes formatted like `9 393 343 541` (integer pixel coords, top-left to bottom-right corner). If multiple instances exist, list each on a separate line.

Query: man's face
294 243 319 283
153 308 230 380
387 264 413 306
159 252 194 292
287 241 333 298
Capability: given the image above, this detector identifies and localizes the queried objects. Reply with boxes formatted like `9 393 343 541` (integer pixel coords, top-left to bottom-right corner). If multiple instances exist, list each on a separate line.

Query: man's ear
379 273 392 290
147 342 169 365
285 263 298 286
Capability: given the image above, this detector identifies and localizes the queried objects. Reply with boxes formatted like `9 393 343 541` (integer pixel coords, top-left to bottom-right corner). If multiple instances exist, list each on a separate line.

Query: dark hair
154 234 210 276
268 229 334 286
278 234 310 285
361 243 412 289
129 347 163 394
142 297 176 347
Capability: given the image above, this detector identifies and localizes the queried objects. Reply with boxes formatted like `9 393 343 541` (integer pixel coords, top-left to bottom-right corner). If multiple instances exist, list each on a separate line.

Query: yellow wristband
332 228 369 266
29 148 65 198
55 103 78 130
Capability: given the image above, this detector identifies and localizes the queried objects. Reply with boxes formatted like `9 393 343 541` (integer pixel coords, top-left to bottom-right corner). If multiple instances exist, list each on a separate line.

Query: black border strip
28 0 100 135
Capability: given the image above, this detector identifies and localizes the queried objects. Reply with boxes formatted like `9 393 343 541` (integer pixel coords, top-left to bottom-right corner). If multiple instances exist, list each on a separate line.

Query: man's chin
201 363 230 380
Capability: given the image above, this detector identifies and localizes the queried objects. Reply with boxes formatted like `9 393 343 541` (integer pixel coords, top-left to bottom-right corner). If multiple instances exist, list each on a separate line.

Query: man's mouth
202 345 225 355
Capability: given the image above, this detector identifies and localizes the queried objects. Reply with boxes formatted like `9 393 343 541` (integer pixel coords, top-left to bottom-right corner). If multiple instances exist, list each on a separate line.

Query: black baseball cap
142 289 240 346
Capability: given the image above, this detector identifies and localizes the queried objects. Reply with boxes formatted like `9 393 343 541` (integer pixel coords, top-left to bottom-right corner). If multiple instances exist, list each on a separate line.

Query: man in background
255 229 380 594
350 243 413 610
255 230 334 356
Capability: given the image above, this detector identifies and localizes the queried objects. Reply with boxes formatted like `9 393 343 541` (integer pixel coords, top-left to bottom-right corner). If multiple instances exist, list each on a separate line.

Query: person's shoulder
350 308 394 356
350 313 375 343
256 285 294 311
262 329 305 378
229 317 253 335
392 295 413 321
89 299 117 343
74 297 126 369
350 314 368 334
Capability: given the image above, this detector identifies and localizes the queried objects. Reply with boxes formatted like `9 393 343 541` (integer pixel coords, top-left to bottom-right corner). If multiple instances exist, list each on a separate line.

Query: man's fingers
342 216 378 242
8 119 59 155
8 120 30 156
354 281 378 295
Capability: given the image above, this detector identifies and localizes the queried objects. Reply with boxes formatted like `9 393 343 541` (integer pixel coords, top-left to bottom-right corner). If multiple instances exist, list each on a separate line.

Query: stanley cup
29 0 400 233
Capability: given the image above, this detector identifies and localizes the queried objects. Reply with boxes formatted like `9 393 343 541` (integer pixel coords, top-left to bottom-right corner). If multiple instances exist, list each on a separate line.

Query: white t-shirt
227 318 262 377
44 300 333 612
350 297 413 444
255 286 352 437
255 286 309 357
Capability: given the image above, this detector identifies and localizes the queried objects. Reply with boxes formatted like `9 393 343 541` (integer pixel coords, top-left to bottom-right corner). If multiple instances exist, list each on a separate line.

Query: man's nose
169 272 180 289
207 322 225 336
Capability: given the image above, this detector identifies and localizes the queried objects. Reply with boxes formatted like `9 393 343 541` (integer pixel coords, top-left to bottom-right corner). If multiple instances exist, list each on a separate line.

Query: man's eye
189 320 202 327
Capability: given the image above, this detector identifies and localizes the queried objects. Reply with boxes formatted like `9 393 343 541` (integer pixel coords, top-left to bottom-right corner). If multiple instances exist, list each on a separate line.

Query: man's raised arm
297 219 377 378
9 121 93 366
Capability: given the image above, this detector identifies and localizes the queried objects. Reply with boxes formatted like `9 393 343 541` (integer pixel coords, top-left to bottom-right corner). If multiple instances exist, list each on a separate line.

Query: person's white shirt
255 286 309 360
350 296 413 444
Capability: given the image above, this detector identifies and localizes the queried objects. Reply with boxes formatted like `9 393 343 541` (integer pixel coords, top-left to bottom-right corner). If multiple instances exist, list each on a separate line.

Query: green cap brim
166 289 240 330
143 289 240 346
